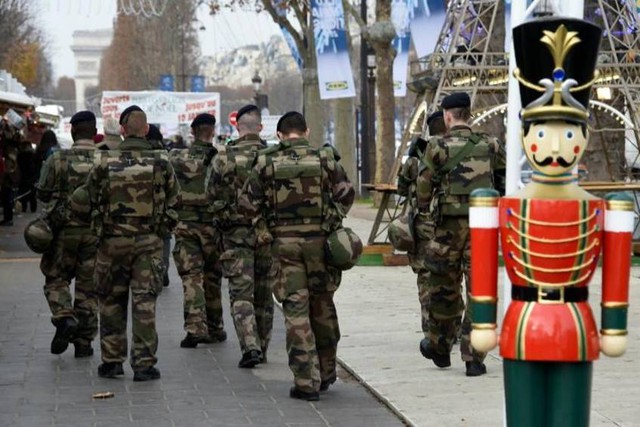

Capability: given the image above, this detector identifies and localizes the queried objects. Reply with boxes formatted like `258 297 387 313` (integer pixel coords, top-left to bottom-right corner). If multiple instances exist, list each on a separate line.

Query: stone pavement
0 211 403 427
340 203 640 427
2 204 640 426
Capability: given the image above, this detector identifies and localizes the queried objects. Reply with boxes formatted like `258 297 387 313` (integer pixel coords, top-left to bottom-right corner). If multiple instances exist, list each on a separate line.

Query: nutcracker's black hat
513 17 602 123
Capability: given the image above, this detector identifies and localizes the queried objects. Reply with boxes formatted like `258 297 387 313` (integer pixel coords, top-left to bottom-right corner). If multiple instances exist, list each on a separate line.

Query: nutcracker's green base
503 360 592 427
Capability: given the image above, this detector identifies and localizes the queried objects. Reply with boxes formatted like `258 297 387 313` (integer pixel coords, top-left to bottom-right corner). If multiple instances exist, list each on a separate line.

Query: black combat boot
207 329 227 343
51 317 78 355
259 347 268 364
320 374 337 392
238 350 261 369
133 366 161 382
419 338 451 368
180 333 209 348
465 361 487 377
97 362 124 378
74 342 94 358
289 387 319 401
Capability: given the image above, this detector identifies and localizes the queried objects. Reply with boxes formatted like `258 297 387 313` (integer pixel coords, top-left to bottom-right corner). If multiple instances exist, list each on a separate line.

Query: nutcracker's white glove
600 334 627 357
471 329 498 353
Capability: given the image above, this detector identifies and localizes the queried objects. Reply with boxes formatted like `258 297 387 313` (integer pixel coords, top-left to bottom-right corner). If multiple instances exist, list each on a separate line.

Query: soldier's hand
470 328 498 353
600 334 627 357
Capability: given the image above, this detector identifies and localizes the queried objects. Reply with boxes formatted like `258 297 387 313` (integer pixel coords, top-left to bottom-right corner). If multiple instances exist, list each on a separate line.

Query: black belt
511 285 588 303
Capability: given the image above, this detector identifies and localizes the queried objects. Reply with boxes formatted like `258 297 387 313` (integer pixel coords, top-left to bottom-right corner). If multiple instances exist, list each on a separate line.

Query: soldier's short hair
428 116 446 136
277 111 307 135
193 123 215 141
447 107 471 122
71 121 97 141
237 108 262 134
123 111 148 137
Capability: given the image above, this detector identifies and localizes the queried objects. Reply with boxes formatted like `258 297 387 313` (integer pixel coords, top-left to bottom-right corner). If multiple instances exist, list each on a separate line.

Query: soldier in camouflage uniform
239 112 355 401
36 110 100 358
416 93 505 376
170 113 226 348
210 104 273 368
397 111 460 347
75 107 179 381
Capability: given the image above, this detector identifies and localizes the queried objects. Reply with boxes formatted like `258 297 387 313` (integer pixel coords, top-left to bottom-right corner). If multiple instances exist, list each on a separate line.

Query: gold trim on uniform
600 329 628 336
507 236 599 258
472 323 497 330
513 268 592 287
507 222 598 243
471 296 498 303
509 209 597 226
522 105 589 121
511 253 596 273
601 302 630 308
470 197 499 208
606 200 634 211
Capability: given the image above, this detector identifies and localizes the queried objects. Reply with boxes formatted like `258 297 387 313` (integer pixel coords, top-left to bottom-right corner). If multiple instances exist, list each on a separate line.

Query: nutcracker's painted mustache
533 155 575 168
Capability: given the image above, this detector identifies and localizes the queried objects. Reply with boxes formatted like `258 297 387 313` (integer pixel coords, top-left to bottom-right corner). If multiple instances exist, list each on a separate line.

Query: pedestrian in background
417 92 505 377
169 113 227 348
75 107 179 381
239 111 355 401
210 104 272 368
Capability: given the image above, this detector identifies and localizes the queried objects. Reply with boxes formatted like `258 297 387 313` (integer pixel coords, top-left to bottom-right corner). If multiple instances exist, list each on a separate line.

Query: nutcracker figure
469 17 633 427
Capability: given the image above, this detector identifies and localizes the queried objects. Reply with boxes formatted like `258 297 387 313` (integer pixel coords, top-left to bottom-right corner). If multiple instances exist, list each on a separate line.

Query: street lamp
251 71 269 113
365 52 376 186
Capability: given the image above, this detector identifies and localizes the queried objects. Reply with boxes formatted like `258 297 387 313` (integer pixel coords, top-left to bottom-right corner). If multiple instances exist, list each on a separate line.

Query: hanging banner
159 74 174 92
392 0 413 97
190 75 205 92
410 0 447 58
311 0 356 99
101 91 221 136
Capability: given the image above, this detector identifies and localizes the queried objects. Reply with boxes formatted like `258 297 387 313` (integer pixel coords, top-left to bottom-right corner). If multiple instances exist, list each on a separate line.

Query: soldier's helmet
24 218 53 254
388 214 414 252
324 227 363 270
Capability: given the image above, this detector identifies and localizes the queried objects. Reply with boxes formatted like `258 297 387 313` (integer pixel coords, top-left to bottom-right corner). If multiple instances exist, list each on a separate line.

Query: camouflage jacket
421 125 506 216
37 139 97 228
209 133 265 226
397 136 439 206
169 139 217 222
238 138 355 237
82 136 180 236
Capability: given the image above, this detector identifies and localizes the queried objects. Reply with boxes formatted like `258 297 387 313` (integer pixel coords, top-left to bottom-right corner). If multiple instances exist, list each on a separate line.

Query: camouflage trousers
40 226 98 346
94 234 164 370
420 216 485 363
220 225 274 355
172 221 224 338
272 235 342 393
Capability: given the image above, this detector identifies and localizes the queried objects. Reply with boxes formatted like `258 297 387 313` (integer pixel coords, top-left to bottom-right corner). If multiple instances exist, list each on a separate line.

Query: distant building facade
71 29 112 112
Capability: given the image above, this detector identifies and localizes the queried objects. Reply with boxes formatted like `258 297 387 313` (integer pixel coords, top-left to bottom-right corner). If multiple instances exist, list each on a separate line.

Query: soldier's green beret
426 111 443 126
441 92 471 110
119 105 143 125
191 113 216 128
70 110 96 125
236 104 260 123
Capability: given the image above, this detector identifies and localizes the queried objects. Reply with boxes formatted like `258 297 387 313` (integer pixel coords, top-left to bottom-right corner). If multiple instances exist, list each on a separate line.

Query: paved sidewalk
0 211 403 427
340 203 640 427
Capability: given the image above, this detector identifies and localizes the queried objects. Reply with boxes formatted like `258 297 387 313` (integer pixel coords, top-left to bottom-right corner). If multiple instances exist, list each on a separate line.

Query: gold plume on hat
541 25 580 71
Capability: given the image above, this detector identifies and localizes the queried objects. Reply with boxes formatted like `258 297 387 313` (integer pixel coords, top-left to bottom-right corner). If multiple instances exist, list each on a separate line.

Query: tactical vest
213 143 261 224
50 148 95 227
417 132 493 216
97 150 167 235
259 142 333 234
169 144 214 221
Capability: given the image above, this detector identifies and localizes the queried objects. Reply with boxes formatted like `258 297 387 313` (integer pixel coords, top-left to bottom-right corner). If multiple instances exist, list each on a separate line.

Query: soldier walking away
396 110 464 349
210 104 273 368
239 111 356 401
417 93 505 377
32 110 100 358
169 113 226 348
73 107 179 381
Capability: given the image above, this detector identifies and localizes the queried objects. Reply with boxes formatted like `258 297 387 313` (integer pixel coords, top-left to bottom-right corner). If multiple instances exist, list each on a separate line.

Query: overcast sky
38 0 282 80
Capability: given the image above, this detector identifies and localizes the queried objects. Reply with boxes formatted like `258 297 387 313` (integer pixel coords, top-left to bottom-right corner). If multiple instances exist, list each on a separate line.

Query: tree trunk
334 98 357 186
302 66 325 147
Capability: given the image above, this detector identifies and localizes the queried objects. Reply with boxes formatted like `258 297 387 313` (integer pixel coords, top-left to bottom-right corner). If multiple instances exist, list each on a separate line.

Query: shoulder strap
153 151 165 226
438 136 479 176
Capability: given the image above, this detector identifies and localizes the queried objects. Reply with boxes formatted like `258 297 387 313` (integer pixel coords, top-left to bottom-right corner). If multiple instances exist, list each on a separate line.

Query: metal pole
360 0 370 192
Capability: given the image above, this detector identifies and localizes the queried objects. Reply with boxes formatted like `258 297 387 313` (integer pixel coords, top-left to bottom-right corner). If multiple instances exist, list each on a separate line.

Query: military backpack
169 146 211 209
212 143 261 224
47 148 96 229
417 132 493 217
94 150 167 234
